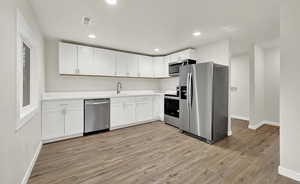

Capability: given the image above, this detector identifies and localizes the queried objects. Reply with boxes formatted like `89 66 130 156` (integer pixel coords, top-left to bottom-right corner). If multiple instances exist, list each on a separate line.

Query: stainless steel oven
164 95 180 128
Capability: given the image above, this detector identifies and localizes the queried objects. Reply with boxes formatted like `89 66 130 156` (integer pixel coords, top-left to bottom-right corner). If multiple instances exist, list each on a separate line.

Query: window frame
16 9 39 131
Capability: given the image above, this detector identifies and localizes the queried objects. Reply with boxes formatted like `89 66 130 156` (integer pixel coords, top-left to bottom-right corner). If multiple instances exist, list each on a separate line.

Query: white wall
249 45 265 129
230 55 250 120
264 48 280 124
45 39 160 92
231 47 280 125
279 0 300 181
195 40 231 66
0 0 44 184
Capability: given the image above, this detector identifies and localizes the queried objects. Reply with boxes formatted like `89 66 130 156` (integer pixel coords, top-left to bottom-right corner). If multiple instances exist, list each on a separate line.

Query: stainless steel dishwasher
84 99 110 135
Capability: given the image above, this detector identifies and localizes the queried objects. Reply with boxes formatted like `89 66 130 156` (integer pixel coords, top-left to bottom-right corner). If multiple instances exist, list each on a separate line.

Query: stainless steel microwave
168 59 196 76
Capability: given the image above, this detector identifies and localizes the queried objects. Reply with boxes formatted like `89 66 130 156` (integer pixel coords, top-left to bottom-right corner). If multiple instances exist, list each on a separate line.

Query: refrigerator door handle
188 73 192 106
186 73 190 106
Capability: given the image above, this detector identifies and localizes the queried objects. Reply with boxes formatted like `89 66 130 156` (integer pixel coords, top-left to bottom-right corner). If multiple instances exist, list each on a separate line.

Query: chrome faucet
117 82 122 94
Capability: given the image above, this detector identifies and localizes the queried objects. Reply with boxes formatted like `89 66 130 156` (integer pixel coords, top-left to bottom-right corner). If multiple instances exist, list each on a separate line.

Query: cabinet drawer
135 96 153 103
43 100 83 110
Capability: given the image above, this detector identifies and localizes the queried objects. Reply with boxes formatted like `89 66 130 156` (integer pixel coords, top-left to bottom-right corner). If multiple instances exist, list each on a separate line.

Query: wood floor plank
28 120 299 184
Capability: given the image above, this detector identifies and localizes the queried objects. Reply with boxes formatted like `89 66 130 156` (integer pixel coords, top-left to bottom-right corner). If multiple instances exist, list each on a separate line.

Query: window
22 42 31 107
16 9 39 130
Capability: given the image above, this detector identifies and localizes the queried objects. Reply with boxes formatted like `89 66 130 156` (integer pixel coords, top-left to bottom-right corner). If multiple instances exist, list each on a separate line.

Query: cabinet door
136 101 153 122
59 42 77 74
116 52 128 76
65 108 84 136
110 102 124 127
170 52 181 63
123 102 136 124
138 56 153 77
42 109 65 140
94 48 116 76
127 54 139 77
78 46 94 75
164 55 170 77
153 57 165 78
180 49 194 60
152 96 164 120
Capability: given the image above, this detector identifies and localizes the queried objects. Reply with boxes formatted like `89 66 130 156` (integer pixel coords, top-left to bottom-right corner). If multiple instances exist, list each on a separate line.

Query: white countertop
43 90 177 101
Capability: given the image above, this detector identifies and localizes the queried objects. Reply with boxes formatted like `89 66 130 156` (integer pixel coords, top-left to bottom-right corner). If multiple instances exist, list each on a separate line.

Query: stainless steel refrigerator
179 62 228 144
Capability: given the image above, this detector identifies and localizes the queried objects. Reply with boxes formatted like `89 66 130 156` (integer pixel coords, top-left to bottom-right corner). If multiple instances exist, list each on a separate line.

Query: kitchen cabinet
59 42 78 74
153 95 164 120
135 96 153 122
110 95 163 130
42 100 84 143
153 57 168 78
77 46 94 75
170 49 195 63
110 102 125 127
65 107 84 136
42 109 65 140
59 42 193 78
116 52 139 77
123 101 136 124
127 54 139 77
94 48 116 76
138 56 153 77
110 97 136 129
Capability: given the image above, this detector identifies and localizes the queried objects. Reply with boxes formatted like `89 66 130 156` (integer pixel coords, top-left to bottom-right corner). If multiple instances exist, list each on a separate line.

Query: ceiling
29 0 279 55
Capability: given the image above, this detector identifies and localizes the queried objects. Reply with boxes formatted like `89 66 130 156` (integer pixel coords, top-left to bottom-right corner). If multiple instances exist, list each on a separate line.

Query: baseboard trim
110 119 161 130
21 141 42 184
231 115 249 121
43 133 83 144
262 120 280 127
248 121 264 130
227 131 232 136
279 166 300 182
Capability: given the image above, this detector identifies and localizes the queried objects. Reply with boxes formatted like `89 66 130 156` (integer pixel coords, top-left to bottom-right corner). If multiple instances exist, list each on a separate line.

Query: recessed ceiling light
105 0 117 5
193 32 202 37
88 34 96 39
154 48 160 52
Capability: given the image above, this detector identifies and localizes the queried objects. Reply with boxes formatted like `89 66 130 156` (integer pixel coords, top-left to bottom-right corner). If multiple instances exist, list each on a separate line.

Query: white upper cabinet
59 42 193 78
164 55 171 77
59 42 78 74
116 52 128 76
116 52 138 77
94 48 116 76
77 46 94 75
153 57 167 78
126 54 139 77
170 49 195 63
138 55 153 77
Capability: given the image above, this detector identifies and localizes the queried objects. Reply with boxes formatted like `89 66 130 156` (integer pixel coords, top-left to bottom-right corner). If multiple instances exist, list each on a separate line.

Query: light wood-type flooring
28 119 299 184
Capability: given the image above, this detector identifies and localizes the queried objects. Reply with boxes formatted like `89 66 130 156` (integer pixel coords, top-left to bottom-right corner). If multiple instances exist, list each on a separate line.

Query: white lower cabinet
135 96 153 122
110 95 163 130
110 97 136 129
152 95 164 120
65 108 84 136
42 100 84 143
42 109 65 140
110 102 126 127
